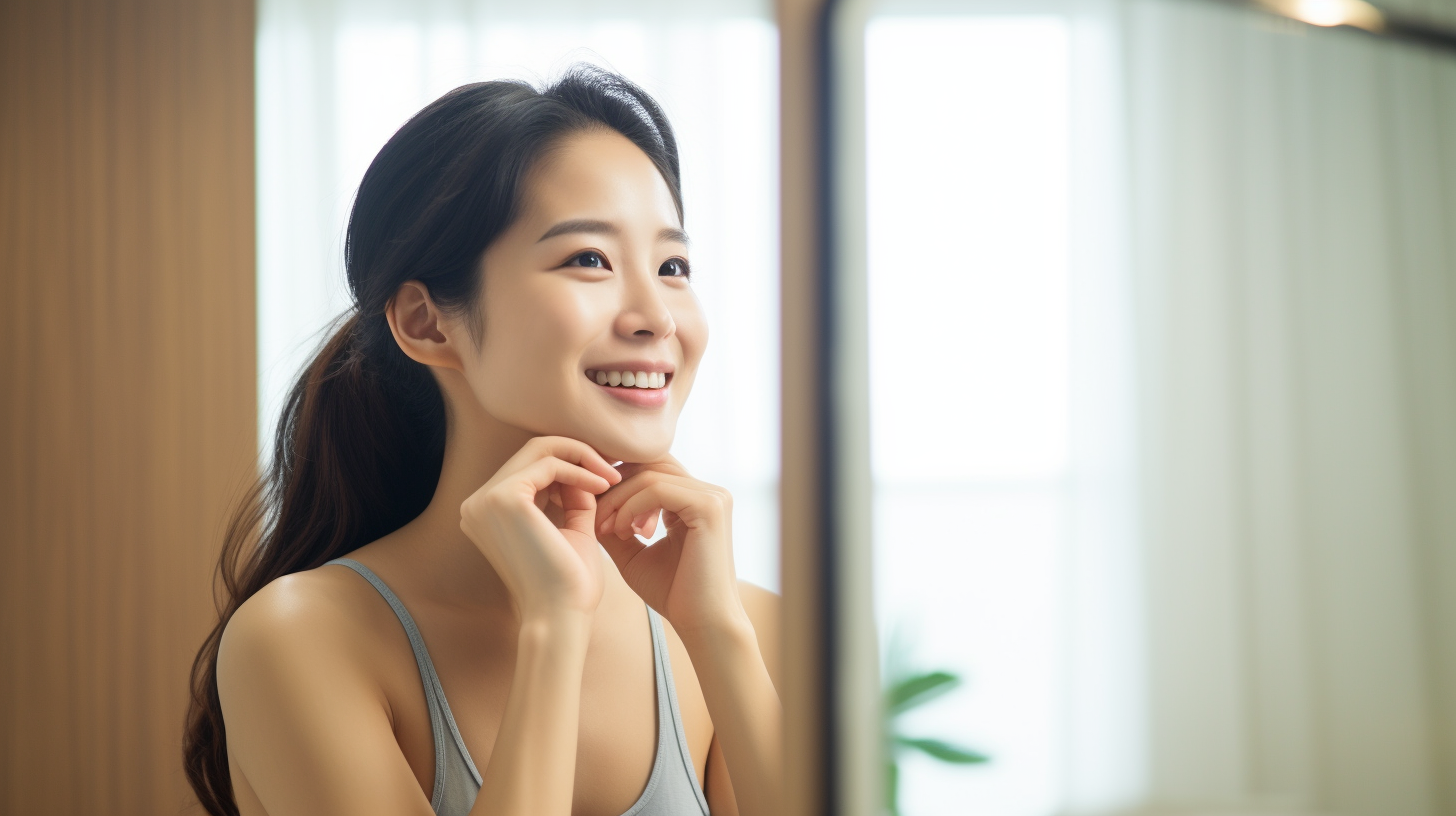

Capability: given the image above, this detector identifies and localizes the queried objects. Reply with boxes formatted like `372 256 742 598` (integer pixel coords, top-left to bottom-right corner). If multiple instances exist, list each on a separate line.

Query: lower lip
591 377 671 408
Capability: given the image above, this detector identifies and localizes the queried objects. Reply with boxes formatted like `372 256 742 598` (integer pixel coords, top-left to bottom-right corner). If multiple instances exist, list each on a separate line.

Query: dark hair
183 65 683 816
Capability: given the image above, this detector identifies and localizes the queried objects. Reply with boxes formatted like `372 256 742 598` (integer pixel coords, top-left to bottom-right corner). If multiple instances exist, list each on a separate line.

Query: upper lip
586 361 675 374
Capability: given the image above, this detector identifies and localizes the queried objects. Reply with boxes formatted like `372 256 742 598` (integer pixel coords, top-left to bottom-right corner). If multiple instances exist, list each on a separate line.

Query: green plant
883 668 990 816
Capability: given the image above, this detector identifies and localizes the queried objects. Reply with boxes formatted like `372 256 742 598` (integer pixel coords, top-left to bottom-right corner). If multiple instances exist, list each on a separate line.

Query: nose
613 268 676 340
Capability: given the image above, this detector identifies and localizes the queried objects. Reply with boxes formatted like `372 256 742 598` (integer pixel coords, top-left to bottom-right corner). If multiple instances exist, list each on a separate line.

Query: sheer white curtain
1116 2 1456 813
859 9 1140 814
857 0 1456 813
255 0 782 590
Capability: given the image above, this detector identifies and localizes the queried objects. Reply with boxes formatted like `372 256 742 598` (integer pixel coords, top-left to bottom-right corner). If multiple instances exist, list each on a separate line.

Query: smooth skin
216 128 783 816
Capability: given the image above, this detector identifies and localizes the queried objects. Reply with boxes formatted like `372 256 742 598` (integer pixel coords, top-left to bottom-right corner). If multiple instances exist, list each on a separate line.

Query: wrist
518 610 594 653
676 607 757 656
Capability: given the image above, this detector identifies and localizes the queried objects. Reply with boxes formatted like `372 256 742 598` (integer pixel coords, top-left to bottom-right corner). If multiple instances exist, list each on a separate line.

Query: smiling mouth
586 369 671 390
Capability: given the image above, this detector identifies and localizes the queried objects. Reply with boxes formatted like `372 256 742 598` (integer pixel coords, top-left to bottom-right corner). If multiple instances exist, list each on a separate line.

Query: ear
385 280 464 371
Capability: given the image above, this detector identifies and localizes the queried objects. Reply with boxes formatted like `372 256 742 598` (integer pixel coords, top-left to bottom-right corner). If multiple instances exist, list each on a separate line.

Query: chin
583 430 674 465
598 441 673 466
497 402 675 463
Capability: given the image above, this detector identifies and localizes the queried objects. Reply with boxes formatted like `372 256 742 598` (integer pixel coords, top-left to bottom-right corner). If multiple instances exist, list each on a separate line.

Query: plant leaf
894 736 990 764
885 760 900 816
887 671 960 714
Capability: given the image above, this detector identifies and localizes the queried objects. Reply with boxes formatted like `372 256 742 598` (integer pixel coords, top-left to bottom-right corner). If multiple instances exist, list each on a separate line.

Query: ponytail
182 65 684 816
183 312 446 815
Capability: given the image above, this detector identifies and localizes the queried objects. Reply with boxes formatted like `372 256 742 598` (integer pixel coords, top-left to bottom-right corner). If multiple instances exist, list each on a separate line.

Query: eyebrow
536 219 690 247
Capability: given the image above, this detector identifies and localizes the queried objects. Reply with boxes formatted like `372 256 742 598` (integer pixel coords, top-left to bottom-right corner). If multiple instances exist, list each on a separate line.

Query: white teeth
591 369 670 389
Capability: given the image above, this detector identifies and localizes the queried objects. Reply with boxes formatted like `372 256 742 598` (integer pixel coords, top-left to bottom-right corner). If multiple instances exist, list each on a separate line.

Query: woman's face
459 128 707 463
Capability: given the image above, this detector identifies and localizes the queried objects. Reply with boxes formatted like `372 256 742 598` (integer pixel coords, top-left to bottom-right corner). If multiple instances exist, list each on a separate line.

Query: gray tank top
326 558 711 816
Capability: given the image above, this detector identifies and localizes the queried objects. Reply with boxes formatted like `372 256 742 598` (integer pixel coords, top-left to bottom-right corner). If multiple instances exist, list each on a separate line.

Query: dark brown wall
0 1 257 813
776 0 827 814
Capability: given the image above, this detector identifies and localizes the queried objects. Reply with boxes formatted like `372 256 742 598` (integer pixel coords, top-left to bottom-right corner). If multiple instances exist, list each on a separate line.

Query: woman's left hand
594 456 747 639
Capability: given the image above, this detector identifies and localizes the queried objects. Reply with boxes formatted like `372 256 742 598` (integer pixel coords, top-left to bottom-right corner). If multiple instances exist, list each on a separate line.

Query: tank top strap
645 606 711 814
324 557 704 816
325 558 484 811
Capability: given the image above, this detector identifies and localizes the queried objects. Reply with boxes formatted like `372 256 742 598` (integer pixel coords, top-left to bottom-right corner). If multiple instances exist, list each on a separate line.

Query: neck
376 384 537 612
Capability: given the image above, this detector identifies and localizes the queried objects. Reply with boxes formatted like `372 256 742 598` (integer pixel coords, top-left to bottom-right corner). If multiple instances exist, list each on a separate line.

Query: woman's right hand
458 436 622 623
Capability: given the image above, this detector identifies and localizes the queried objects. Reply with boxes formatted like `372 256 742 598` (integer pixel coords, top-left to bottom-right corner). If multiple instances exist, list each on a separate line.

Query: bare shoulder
217 564 394 713
212 565 404 743
216 565 436 815
737 579 781 689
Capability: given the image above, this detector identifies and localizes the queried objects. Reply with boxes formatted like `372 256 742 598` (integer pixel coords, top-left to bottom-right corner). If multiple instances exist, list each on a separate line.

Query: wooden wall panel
0 1 256 814
776 0 829 814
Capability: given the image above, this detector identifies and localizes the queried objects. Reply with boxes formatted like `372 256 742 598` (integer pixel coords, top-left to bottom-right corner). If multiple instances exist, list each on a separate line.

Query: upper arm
737 579 781 694
703 580 783 815
217 575 435 816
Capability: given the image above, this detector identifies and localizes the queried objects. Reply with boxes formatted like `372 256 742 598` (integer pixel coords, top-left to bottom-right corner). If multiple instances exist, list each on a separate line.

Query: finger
557 483 596 513
615 502 649 541
614 457 690 482
595 472 652 533
628 512 654 538
517 436 623 486
559 485 601 536
611 481 707 540
597 470 680 524
596 471 704 537
516 457 613 498
598 527 647 573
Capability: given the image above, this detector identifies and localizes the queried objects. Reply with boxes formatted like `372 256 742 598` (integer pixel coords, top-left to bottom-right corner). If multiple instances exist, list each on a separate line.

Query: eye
659 258 691 278
566 250 611 270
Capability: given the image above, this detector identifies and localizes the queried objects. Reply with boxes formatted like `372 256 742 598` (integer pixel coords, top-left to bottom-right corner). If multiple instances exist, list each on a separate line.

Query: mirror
832 0 1456 813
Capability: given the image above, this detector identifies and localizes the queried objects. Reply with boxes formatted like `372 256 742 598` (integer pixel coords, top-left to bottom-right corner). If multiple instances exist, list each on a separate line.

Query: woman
184 67 782 816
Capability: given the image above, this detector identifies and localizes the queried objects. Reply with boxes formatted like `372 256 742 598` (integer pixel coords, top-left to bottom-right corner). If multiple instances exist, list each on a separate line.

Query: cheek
674 298 709 369
476 283 600 389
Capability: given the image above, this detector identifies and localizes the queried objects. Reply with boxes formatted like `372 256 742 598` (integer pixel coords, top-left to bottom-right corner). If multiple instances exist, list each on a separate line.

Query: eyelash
564 251 692 280
567 250 612 270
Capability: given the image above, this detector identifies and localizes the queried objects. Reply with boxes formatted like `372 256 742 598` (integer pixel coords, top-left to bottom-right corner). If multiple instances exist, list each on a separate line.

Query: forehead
518 128 681 229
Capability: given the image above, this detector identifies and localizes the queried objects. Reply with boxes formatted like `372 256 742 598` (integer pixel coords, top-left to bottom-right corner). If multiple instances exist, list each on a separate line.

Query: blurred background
850 2 1456 814
2 0 1454 815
